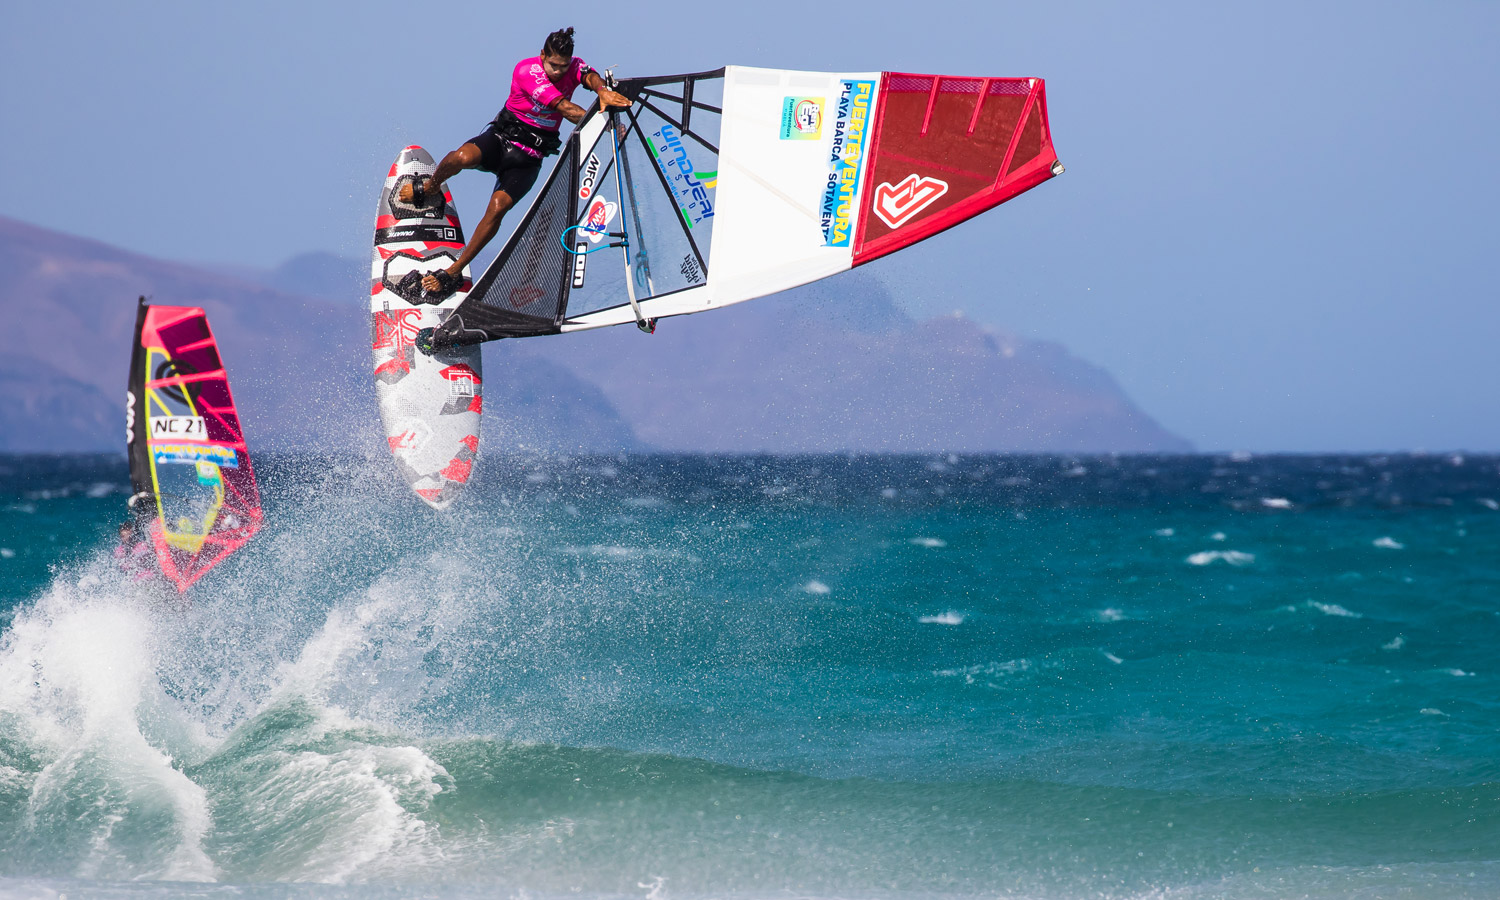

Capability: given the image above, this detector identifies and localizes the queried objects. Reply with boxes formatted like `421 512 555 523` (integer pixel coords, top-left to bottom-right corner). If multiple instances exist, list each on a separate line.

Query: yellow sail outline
143 346 225 554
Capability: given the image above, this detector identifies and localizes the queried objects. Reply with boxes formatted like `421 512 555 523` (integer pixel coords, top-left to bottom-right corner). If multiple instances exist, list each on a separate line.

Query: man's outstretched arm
552 72 629 124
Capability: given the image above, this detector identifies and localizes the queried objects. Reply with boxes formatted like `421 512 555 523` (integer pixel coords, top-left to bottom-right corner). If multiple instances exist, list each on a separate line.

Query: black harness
489 108 563 157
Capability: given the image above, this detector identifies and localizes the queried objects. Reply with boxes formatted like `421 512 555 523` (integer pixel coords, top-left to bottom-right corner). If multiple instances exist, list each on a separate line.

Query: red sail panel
134 305 262 592
853 74 1059 265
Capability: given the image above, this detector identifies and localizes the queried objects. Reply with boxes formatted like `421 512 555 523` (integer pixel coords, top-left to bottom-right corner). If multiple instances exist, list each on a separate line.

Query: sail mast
611 106 652 329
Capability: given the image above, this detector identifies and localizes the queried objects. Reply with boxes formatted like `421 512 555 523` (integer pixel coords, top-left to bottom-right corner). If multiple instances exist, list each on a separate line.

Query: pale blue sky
3 1 1496 451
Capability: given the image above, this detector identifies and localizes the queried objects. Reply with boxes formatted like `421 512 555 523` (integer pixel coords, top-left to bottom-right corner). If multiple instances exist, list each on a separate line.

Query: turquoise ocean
0 453 1496 899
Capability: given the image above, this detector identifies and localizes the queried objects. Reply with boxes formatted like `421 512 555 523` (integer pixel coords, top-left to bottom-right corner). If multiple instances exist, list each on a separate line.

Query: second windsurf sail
126 299 262 592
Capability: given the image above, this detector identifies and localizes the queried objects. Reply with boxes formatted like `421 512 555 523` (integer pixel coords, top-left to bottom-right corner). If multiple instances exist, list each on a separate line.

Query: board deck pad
371 146 483 509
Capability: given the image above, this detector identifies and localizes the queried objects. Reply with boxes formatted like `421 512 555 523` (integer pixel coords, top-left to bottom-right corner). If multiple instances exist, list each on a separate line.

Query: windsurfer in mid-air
400 26 631 295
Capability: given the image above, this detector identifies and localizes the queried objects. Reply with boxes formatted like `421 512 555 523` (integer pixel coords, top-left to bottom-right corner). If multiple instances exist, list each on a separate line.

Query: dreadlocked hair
543 27 575 57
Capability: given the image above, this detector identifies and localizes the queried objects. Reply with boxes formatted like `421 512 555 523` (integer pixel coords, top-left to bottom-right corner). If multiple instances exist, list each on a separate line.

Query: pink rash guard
503 56 594 156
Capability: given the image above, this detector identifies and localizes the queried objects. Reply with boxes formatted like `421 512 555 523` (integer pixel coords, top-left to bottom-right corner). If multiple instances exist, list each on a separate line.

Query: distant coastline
0 215 1190 455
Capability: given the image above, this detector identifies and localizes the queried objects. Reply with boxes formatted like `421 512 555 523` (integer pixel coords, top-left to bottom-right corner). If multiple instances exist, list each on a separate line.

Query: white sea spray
0 581 217 881
918 611 964 625
935 658 1032 684
1187 550 1255 566
1308 601 1362 618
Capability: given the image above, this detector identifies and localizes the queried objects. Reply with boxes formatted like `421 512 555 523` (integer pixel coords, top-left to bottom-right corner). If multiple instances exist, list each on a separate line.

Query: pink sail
126 299 262 592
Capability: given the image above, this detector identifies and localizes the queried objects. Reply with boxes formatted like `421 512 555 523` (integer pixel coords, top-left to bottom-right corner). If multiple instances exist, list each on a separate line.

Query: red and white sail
434 65 1060 340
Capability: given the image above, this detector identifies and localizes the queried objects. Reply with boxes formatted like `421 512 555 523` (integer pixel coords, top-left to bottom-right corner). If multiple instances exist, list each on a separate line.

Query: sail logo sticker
821 79 875 246
580 199 619 243
150 416 208 442
573 241 589 287
152 444 238 468
780 97 823 139
648 124 715 228
578 153 601 200
872 174 950 229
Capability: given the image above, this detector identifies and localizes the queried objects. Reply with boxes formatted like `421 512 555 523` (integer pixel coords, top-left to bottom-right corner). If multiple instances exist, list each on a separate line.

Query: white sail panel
562 66 880 331
706 66 880 303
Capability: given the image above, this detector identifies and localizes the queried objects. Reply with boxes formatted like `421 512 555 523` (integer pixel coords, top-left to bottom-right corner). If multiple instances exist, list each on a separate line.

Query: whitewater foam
917 611 964 625
222 735 448 882
1307 601 1363 618
0 580 216 881
1186 550 1255 566
935 658 1032 684
559 544 670 560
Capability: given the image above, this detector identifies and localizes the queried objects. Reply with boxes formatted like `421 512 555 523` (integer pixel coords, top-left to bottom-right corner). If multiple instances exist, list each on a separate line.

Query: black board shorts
466 125 544 200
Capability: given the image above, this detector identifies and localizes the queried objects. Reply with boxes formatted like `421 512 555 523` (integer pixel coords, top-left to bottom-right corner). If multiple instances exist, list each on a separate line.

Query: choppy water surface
0 453 1497 899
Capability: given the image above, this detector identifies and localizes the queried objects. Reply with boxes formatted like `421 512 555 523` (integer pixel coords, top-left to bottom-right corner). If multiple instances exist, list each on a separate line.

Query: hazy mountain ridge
516 272 1189 452
0 215 1188 454
0 217 636 454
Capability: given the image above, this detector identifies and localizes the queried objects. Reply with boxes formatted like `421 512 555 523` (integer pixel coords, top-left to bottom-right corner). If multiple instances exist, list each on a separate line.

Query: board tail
127 298 262 592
